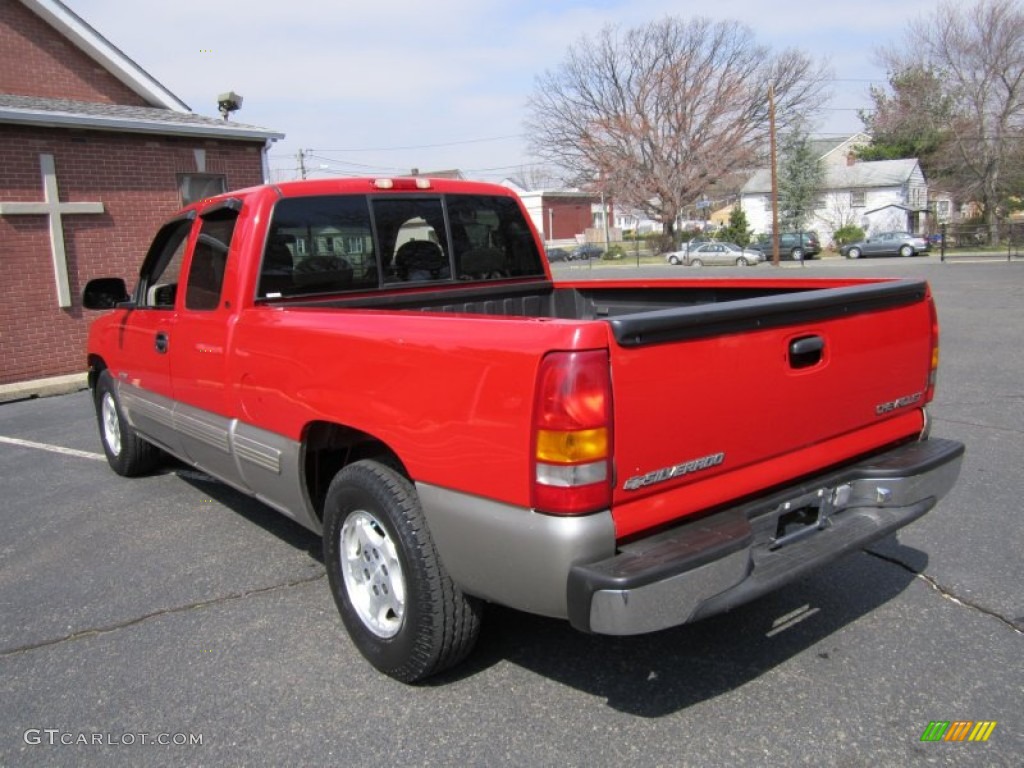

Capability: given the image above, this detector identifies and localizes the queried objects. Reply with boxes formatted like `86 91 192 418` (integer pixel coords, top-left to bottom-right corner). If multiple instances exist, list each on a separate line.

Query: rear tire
690 258 704 267
323 460 481 683
846 247 862 259
899 244 914 257
94 370 162 477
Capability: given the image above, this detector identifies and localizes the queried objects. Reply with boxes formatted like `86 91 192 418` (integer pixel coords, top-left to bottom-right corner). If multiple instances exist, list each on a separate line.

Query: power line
310 135 523 153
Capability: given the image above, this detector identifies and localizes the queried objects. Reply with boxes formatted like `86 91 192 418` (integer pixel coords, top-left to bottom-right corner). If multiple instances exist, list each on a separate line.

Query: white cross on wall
0 153 104 308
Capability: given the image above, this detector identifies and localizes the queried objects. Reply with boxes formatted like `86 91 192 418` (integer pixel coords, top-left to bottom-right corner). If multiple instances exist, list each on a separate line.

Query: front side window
137 218 193 308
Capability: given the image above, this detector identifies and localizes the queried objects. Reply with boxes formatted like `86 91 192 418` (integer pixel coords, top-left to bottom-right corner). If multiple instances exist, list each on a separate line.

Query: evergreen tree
777 120 824 233
719 204 753 246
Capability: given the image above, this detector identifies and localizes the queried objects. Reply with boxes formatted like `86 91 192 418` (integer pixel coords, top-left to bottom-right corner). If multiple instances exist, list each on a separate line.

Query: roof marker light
372 178 433 191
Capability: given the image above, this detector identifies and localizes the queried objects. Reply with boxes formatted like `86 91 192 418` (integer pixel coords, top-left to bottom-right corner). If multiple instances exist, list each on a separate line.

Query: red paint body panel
607 296 933 536
230 308 609 505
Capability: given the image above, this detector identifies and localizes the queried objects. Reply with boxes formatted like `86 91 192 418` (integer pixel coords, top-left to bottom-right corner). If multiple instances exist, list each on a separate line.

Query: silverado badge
623 451 726 491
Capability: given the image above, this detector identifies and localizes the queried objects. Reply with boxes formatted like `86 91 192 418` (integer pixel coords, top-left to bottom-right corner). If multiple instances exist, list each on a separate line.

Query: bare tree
510 164 567 191
525 17 830 234
878 0 1024 237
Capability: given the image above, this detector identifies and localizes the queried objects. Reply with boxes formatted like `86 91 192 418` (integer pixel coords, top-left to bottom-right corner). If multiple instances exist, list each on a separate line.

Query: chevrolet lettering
82 176 964 682
876 392 924 415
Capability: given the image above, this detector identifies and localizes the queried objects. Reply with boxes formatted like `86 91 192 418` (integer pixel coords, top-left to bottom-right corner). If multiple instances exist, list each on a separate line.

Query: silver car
666 242 764 267
841 231 929 259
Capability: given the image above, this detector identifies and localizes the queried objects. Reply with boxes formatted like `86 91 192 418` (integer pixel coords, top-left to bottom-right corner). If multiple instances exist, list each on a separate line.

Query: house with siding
0 0 282 385
740 156 929 247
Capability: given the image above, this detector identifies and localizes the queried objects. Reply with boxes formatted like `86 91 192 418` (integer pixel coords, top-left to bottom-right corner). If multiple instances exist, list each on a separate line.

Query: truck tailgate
605 279 934 538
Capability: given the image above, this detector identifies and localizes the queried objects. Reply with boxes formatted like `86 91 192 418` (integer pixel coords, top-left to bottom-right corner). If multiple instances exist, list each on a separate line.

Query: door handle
154 331 169 354
789 335 824 369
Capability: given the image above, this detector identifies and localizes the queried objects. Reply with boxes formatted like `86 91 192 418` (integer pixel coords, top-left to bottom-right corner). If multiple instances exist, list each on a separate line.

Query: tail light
531 350 613 515
925 295 939 403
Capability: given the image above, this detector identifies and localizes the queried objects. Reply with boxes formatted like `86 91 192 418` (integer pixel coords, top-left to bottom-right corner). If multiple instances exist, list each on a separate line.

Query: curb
0 373 89 404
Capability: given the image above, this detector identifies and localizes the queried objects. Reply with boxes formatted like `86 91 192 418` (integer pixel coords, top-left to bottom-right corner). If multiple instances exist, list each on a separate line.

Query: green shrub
833 225 865 246
603 245 627 260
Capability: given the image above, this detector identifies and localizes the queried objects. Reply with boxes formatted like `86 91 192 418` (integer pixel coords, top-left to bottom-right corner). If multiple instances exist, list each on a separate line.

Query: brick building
0 0 283 385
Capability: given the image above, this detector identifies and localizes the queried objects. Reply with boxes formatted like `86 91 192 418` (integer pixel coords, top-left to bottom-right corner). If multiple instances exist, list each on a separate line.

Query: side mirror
83 277 132 310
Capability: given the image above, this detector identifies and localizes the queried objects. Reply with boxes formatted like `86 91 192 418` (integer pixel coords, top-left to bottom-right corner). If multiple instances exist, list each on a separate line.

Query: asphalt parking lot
1 258 1021 767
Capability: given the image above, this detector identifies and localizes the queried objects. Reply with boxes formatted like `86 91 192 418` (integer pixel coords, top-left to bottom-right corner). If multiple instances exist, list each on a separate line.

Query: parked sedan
666 242 764 267
841 231 929 259
569 243 604 260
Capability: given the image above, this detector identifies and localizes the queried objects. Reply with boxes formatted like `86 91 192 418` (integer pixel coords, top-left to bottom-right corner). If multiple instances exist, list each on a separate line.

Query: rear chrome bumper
567 437 965 635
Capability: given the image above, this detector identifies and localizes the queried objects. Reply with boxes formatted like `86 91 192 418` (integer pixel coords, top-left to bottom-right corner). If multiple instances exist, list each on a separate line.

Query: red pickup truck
83 177 964 682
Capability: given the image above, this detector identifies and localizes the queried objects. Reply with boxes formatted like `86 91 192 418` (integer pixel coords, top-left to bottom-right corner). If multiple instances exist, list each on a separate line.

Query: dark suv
569 243 604 260
752 232 820 260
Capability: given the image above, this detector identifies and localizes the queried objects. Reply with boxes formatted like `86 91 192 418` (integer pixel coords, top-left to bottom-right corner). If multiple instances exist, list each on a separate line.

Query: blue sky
72 0 939 184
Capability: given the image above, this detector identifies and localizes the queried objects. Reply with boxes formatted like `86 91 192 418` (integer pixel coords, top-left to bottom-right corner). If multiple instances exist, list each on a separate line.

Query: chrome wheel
101 391 122 457
340 509 406 638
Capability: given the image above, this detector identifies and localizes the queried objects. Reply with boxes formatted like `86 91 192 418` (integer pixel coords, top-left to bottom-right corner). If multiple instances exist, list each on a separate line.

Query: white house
740 157 929 246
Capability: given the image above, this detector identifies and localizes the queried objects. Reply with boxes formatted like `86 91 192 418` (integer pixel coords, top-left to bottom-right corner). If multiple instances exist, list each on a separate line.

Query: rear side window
185 208 238 311
258 192 544 299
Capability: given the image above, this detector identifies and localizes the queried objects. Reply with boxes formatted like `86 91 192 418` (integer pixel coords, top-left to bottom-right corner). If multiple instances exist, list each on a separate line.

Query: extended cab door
112 213 195 455
167 199 247 484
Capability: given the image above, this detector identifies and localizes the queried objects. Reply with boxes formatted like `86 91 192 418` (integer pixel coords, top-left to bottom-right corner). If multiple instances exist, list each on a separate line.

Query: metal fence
935 222 1024 261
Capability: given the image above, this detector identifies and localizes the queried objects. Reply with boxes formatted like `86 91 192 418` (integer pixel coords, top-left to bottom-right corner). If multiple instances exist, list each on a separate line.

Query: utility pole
298 149 307 180
769 85 781 267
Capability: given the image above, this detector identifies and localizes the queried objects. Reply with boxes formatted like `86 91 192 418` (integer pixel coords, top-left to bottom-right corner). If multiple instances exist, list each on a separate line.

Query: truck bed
282 275 924 335
263 275 934 538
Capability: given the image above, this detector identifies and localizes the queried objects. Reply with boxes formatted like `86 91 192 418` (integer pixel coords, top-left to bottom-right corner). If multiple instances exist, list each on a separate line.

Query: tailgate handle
789 335 824 369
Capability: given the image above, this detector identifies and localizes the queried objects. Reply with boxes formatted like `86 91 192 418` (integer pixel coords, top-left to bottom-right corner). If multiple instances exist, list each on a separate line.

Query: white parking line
0 435 105 461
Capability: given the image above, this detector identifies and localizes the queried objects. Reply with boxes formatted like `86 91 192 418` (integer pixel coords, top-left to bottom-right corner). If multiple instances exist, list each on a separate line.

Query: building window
178 173 227 206
851 190 865 207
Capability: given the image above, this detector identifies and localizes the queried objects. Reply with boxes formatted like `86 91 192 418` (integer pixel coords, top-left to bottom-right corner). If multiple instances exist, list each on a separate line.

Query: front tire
323 460 481 683
94 370 162 476
690 258 704 267
736 257 749 266
846 247 862 259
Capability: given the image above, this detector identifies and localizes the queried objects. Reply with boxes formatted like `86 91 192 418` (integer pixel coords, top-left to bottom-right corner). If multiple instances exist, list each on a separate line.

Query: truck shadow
172 463 325 562
171 463 925 716
445 543 925 717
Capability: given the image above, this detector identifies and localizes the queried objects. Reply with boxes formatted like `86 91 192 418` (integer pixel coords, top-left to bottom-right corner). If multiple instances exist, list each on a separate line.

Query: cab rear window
258 193 545 299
